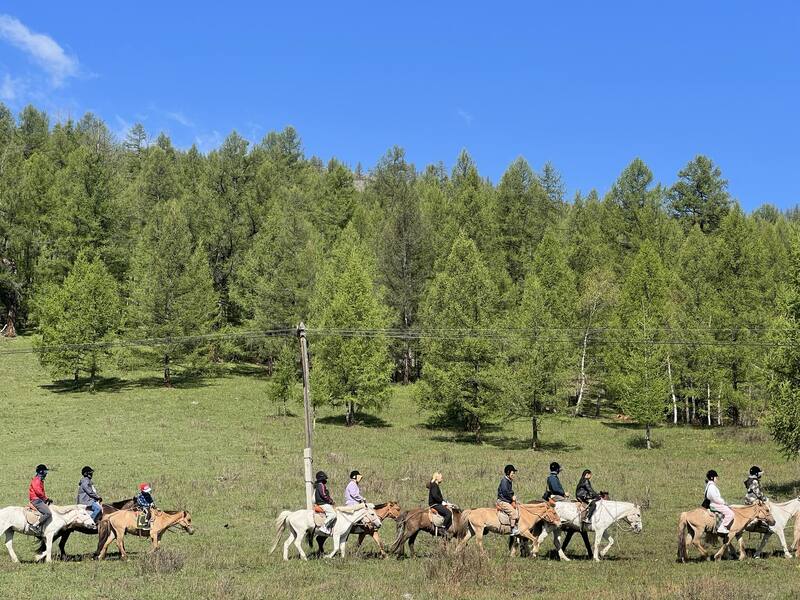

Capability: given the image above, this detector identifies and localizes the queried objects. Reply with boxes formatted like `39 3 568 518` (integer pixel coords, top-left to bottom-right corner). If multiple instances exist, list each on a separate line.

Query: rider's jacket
744 476 766 504
314 481 334 505
545 472 565 498
29 475 48 502
576 477 598 503
497 476 514 503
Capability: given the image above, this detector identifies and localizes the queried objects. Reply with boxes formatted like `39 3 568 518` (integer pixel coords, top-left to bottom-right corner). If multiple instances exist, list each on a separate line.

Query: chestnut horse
98 509 194 559
677 501 774 562
310 501 402 558
457 501 561 555
390 506 463 557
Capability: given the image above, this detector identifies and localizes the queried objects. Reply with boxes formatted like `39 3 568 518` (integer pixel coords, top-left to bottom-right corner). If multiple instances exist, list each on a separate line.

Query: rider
704 470 734 535
344 470 366 506
135 483 156 528
28 464 52 536
544 462 569 501
314 471 336 535
497 464 520 536
743 466 768 505
76 466 103 523
427 472 452 537
576 469 600 524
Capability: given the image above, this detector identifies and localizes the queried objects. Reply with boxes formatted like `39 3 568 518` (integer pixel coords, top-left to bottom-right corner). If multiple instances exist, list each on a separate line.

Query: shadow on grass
429 432 580 451
601 421 642 430
41 374 211 394
766 479 800 497
317 413 392 428
625 436 663 450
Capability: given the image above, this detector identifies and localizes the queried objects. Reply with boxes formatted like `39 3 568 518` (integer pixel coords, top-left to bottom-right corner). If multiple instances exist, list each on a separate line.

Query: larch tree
309 224 393 426
668 155 732 234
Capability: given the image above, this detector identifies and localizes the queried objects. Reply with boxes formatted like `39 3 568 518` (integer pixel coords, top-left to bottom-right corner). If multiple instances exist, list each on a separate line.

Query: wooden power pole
297 322 314 511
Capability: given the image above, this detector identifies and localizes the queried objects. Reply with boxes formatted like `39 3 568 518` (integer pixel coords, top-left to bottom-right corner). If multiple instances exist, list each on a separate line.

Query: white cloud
0 73 21 100
194 130 222 152
0 14 79 86
457 108 474 126
165 110 194 127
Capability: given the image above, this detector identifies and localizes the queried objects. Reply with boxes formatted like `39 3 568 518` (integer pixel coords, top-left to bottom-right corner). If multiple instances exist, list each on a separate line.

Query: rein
598 502 637 533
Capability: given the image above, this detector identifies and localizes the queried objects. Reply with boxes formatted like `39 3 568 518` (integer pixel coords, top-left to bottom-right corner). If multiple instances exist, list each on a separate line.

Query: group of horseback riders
703 466 768 535
26 464 157 536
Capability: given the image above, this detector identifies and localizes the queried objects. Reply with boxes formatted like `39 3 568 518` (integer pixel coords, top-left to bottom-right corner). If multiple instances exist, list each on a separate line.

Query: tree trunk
266 356 274 377
345 401 355 427
164 354 172 387
684 391 690 424
574 330 590 417
717 386 722 426
667 355 677 425
691 397 696 423
2 307 16 337
706 383 712 426
645 424 652 450
403 342 410 385
90 365 97 392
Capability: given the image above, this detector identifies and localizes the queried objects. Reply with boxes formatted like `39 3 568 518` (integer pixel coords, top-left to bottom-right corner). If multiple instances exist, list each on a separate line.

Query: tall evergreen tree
310 224 393 425
668 155 731 233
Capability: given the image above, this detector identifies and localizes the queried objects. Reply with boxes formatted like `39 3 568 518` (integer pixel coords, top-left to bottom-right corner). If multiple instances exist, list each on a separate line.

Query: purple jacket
344 480 365 505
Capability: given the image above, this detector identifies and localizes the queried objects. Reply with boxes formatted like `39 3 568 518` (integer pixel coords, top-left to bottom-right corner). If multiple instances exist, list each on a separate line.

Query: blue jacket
546 472 565 497
497 476 515 503
136 491 155 509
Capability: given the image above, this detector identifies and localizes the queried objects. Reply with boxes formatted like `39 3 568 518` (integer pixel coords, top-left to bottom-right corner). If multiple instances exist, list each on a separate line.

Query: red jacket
29 476 48 502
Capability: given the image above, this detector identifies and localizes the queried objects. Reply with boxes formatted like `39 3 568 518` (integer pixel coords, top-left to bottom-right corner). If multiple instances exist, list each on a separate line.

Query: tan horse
677 501 774 562
457 502 561 554
98 509 194 559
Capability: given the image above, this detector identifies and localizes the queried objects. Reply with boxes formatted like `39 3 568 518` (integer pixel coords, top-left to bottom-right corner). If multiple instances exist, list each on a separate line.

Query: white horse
0 504 96 563
537 500 643 561
735 498 800 559
269 503 380 560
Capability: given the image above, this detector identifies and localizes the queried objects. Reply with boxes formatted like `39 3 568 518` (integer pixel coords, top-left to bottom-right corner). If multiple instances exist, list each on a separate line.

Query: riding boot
28 524 42 537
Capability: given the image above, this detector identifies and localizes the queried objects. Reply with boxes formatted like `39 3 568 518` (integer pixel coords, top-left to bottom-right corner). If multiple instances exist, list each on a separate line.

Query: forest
2 103 800 453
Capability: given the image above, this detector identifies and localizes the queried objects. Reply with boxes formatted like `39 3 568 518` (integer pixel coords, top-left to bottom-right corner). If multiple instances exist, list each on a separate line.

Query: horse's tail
269 511 291 555
389 515 407 554
453 509 471 538
677 512 690 562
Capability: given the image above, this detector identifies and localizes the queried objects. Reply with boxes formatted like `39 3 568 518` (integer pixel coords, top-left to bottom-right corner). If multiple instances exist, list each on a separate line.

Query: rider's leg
320 504 336 533
497 501 518 534
712 504 734 533
31 499 51 533
90 502 102 522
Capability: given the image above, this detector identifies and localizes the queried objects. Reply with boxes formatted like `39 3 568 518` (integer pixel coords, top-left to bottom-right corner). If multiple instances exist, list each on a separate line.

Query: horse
390 506 464 557
457 501 561 555
0 504 96 563
97 509 194 559
270 503 380 560
309 501 402 558
37 498 136 560
737 498 800 559
677 501 774 562
534 500 643 562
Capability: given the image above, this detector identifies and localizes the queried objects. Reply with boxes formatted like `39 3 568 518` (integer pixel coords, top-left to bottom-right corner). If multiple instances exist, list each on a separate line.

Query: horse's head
755 502 775 527
74 506 97 529
625 505 643 533
543 502 561 526
381 501 401 520
362 506 383 529
177 511 195 535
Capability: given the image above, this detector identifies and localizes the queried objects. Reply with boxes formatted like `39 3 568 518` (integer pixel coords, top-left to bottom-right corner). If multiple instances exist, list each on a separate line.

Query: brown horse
677 501 774 562
457 502 561 555
310 502 402 558
98 508 194 559
390 506 464 557
37 498 136 560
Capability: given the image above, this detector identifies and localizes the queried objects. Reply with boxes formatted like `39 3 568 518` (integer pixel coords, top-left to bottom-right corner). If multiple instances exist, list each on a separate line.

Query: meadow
1 336 800 600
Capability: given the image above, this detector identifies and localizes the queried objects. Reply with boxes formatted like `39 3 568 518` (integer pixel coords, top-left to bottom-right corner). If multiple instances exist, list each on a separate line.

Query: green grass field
1 336 800 599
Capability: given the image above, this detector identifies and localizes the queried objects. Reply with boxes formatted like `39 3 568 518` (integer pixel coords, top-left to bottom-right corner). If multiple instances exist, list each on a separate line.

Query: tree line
1 103 800 453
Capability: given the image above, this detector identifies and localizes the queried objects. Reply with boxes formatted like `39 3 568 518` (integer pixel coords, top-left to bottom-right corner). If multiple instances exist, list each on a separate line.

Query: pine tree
607 242 670 448
35 252 121 387
668 155 731 233
417 232 508 442
309 224 393 425
127 200 216 385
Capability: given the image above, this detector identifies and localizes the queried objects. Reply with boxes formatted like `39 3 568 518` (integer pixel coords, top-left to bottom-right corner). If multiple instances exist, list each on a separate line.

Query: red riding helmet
139 482 152 493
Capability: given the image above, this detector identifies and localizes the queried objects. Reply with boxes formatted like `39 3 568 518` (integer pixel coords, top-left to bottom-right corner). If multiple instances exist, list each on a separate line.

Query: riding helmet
82 466 94 477
549 462 561 473
349 470 361 479
315 471 328 482
139 482 152 493
706 470 719 481
749 466 763 477
35 464 48 475
504 464 518 476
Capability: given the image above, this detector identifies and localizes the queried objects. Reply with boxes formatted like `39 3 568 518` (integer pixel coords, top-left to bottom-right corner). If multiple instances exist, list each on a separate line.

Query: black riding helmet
504 464 518 476
550 462 561 473
35 464 48 475
706 470 719 481
315 471 328 483
749 466 763 477
82 466 94 477
349 470 360 479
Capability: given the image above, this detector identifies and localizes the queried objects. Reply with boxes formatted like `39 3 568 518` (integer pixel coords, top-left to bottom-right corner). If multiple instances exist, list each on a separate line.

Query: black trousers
430 504 452 528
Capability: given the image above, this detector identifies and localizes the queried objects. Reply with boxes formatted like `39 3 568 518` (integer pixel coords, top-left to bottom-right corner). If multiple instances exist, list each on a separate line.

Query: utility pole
297 323 314 511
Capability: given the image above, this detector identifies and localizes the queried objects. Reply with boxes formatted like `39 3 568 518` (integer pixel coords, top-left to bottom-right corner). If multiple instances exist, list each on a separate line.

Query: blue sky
0 2 798 210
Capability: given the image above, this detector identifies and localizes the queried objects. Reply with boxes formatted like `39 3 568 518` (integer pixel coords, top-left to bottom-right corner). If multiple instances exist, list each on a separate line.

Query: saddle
24 504 41 526
312 505 328 528
494 502 516 527
428 508 445 528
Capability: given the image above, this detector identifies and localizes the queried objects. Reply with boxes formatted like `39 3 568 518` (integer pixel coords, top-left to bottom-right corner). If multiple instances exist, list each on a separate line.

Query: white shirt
705 481 725 505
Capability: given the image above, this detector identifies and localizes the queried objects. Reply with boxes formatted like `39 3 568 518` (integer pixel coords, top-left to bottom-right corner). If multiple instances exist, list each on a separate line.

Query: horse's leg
456 525 473 552
58 530 70 560
581 531 592 558
316 535 325 557
408 531 420 558
553 530 570 561
713 535 730 561
3 529 19 563
98 527 115 560
690 530 708 560
355 531 366 553
754 530 771 558
518 529 539 559
561 529 574 553
36 531 54 563
372 532 387 558
115 527 128 560
592 527 603 562
292 526 308 561
282 528 295 561
775 528 791 558
475 527 486 554
600 531 615 558
326 531 341 559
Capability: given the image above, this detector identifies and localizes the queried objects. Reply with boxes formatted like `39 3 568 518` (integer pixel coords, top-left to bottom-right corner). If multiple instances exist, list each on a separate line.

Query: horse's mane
49 504 85 514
